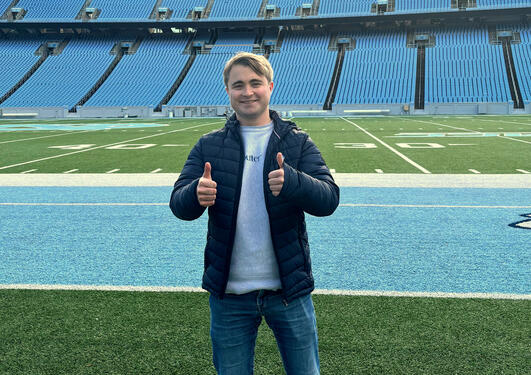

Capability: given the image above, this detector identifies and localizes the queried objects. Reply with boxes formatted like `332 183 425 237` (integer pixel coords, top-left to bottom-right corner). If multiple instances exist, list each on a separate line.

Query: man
169 52 339 374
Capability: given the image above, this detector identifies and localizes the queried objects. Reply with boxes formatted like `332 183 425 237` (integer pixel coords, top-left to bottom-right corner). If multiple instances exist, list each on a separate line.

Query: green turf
1 115 530 174
0 290 529 374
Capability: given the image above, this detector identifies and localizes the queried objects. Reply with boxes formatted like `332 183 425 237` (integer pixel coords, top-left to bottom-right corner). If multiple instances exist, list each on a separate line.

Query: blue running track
0 186 529 295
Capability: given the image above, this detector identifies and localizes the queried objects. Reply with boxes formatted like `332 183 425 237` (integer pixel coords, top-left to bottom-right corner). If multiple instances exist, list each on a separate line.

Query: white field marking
3 202 530 209
106 169 120 174
469 169 481 174
0 202 166 206
162 144 189 147
2 173 530 188
63 169 78 174
406 118 481 133
375 169 384 173
516 169 530 174
20 169 37 174
0 121 222 171
477 118 531 127
501 136 531 145
150 168 162 173
0 129 94 145
0 284 529 300
340 117 431 174
340 203 531 209
448 144 476 146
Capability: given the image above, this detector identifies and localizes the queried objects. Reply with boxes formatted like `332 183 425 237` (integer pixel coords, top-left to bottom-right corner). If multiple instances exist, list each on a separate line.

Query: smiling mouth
241 99 258 104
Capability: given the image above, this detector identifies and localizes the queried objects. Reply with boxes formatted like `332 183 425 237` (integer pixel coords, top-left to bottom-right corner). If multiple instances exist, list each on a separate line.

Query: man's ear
269 81 274 93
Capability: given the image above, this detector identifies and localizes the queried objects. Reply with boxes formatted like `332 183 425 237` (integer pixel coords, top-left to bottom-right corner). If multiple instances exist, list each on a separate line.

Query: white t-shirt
225 122 282 294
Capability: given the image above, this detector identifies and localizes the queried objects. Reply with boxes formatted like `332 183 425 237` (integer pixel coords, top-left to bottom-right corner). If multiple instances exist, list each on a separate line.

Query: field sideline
1 115 530 374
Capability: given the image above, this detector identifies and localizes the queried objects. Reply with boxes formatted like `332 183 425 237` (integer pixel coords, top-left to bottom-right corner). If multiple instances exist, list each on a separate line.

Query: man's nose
242 85 253 96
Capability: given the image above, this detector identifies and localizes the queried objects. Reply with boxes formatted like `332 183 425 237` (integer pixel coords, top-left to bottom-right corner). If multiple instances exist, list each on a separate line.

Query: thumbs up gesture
268 152 284 197
197 162 217 207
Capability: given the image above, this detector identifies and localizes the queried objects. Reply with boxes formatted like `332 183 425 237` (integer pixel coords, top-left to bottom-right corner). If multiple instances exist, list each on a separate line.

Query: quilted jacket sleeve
281 135 340 217
169 139 207 221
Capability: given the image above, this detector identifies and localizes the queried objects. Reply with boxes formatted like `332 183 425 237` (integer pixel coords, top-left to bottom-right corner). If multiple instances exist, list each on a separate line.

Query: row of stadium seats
336 32 416 105
0 27 529 108
1 0 529 20
511 27 531 104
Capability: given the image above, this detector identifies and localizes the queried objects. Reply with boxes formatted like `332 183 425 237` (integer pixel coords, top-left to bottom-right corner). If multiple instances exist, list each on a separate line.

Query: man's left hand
268 152 284 197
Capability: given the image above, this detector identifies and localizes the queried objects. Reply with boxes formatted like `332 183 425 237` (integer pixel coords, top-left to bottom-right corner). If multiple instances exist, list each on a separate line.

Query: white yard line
477 118 531 127
406 118 482 133
0 121 222 171
501 136 531 145
408 118 531 145
0 130 94 144
340 117 431 174
0 283 528 300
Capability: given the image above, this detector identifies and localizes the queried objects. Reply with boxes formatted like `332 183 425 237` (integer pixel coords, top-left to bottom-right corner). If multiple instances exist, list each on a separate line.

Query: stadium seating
269 31 335 105
477 0 531 9
160 0 209 19
318 0 373 16
12 0 82 19
90 0 154 19
394 0 453 13
0 37 44 97
424 27 511 104
2 37 116 107
267 0 304 18
85 36 189 107
334 31 417 104
208 0 262 20
511 26 531 103
167 32 256 106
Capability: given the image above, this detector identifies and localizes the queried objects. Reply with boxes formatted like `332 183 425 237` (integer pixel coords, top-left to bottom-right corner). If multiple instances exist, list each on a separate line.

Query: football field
1 115 530 374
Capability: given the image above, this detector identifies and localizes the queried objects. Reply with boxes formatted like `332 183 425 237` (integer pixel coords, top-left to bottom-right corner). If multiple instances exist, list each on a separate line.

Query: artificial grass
1 115 530 174
1 290 529 374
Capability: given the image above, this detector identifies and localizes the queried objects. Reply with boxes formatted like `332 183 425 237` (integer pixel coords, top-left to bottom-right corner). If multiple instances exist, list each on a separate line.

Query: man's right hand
197 162 217 207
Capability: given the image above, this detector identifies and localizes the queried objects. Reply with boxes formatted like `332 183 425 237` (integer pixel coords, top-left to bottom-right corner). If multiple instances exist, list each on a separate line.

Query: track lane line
340 117 431 174
0 284 528 300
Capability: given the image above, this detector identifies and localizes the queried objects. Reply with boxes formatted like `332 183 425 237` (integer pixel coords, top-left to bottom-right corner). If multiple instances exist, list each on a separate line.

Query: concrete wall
1 102 529 119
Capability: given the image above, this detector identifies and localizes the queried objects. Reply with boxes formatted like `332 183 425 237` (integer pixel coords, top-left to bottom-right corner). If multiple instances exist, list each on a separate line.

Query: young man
169 52 339 374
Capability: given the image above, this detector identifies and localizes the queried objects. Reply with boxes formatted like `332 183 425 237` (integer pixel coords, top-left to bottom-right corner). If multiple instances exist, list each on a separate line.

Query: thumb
202 162 212 180
276 152 284 169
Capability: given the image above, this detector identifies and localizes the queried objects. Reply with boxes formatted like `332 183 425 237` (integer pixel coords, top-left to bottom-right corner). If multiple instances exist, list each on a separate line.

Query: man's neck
236 112 271 127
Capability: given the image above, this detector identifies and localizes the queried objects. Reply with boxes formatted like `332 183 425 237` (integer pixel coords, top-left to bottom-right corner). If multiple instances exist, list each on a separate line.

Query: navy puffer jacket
170 111 339 302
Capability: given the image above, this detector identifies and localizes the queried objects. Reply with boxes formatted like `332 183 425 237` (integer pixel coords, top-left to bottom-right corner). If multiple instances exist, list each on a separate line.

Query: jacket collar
225 110 297 138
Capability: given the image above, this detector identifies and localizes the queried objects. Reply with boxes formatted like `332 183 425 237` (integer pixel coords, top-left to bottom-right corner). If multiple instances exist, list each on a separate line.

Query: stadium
0 0 530 374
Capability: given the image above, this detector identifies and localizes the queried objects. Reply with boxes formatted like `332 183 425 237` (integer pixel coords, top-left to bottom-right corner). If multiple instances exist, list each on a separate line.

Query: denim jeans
209 290 320 375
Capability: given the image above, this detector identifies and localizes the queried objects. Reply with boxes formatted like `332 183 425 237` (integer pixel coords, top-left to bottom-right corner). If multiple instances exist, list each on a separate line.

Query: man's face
225 64 274 126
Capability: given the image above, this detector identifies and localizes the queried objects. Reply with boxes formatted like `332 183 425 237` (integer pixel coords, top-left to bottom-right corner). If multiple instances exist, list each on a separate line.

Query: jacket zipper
263 123 289 306
220 127 245 299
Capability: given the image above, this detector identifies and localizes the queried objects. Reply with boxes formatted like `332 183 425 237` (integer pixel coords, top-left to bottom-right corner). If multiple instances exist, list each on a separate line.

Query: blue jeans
209 290 320 375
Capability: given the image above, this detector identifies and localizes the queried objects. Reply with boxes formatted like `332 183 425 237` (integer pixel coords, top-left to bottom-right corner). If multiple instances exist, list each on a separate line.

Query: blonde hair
223 52 273 87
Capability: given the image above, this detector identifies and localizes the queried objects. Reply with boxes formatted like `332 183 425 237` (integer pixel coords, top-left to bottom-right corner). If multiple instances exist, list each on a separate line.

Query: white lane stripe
63 169 79 174
516 169 530 174
2 203 530 209
150 168 163 173
0 284 528 300
106 169 120 174
468 169 481 174
20 169 37 174
341 117 431 174
340 203 531 209
0 121 222 171
0 130 94 145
